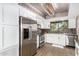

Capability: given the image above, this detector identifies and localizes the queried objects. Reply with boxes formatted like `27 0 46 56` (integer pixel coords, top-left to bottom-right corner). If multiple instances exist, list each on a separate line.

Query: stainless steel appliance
19 16 37 56
76 15 79 55
67 34 76 47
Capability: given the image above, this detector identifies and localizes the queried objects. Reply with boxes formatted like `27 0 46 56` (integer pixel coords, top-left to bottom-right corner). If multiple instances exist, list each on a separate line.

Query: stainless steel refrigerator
19 16 37 56
76 15 79 55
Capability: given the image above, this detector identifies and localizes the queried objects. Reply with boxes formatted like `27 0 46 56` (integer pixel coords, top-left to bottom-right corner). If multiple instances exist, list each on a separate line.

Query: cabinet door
68 18 76 28
0 4 2 24
3 4 19 25
58 35 66 46
46 34 52 43
51 34 58 44
43 20 50 29
4 26 19 48
0 25 2 49
46 34 58 44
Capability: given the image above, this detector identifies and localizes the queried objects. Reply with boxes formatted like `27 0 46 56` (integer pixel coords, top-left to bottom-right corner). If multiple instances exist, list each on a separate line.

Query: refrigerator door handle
29 26 32 40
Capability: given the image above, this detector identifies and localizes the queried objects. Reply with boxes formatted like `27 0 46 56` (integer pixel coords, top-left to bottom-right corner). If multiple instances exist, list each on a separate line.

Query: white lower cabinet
3 25 19 48
45 34 58 44
45 34 66 46
58 35 66 46
0 25 2 49
52 34 58 44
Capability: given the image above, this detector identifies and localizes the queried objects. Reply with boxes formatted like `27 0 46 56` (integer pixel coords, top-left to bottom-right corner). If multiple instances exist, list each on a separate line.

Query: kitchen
0 3 79 56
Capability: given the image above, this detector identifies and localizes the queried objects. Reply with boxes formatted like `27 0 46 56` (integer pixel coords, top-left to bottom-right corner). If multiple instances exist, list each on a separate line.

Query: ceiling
19 3 69 19
54 3 69 13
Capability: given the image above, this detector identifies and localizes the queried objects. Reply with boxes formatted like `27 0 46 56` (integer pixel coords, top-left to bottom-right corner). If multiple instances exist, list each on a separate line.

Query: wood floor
35 43 75 56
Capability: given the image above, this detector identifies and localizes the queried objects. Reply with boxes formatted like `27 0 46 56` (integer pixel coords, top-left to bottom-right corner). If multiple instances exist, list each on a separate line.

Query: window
50 20 68 33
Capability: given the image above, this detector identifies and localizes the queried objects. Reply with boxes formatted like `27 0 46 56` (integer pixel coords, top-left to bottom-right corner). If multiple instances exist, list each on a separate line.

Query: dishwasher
68 35 76 47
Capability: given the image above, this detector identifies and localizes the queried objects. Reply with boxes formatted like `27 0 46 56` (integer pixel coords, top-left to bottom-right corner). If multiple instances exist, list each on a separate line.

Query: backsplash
68 28 76 34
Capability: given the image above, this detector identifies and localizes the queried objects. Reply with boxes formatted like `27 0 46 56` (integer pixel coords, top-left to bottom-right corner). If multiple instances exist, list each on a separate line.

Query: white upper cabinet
41 20 50 29
3 4 19 25
3 25 19 48
43 20 50 29
0 25 2 49
0 4 2 24
68 18 76 28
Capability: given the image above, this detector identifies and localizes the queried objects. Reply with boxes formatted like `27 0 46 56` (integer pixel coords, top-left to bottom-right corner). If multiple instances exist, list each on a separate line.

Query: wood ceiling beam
41 4 51 16
25 4 43 16
47 3 55 14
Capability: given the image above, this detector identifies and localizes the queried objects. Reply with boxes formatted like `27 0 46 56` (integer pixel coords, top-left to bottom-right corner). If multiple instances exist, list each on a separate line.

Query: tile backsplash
68 28 76 34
